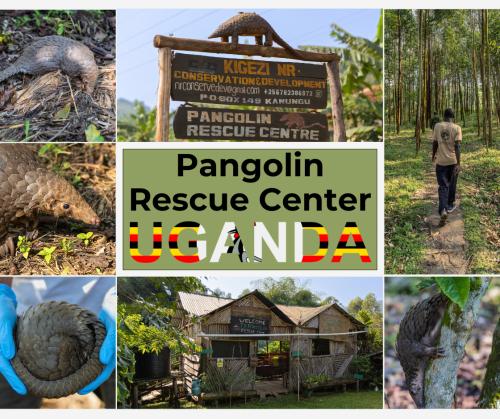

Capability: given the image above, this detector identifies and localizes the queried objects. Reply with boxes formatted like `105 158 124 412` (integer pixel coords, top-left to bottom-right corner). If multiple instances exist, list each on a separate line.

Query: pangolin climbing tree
423 278 491 408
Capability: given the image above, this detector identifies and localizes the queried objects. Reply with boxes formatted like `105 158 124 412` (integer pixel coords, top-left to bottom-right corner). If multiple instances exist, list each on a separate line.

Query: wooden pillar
154 47 172 141
132 383 139 408
326 60 347 142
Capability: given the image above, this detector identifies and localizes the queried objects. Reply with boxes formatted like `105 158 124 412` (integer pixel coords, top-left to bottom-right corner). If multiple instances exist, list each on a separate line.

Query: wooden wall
201 294 294 339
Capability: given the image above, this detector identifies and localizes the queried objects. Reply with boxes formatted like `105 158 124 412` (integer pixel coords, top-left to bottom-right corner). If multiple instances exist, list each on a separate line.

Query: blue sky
200 276 383 306
117 9 381 108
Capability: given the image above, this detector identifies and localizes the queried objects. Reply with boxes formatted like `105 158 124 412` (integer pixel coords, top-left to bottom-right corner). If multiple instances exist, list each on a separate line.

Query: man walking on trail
432 108 462 224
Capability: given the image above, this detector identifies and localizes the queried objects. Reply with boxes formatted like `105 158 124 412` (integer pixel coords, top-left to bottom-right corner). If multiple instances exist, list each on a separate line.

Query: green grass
384 128 433 273
458 124 499 273
228 390 382 409
144 390 382 409
385 120 499 274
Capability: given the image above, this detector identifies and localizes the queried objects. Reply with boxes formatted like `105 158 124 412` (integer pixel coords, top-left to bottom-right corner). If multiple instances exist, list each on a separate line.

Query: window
312 338 330 356
211 340 250 358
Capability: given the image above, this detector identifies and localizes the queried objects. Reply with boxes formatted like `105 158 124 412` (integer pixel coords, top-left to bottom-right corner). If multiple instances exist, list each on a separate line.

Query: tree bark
154 47 172 141
479 318 500 408
483 10 493 146
471 11 481 136
479 11 487 145
424 279 491 408
415 10 423 154
326 60 347 141
396 11 402 134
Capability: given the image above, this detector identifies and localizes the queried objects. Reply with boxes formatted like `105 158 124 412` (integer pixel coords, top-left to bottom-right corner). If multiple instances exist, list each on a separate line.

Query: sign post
326 60 347 142
154 47 172 141
153 35 346 142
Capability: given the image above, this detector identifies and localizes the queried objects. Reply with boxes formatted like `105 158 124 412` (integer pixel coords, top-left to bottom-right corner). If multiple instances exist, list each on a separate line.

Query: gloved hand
0 284 27 395
78 304 116 395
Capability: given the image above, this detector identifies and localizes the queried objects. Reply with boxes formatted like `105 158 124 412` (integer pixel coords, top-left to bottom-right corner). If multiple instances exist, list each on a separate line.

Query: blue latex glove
78 307 116 395
0 284 27 395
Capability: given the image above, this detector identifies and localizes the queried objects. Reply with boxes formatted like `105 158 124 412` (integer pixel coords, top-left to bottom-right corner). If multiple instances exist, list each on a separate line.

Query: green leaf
54 103 71 120
16 235 32 259
37 246 56 265
85 124 105 142
416 278 436 290
77 231 94 246
436 277 470 310
23 120 30 138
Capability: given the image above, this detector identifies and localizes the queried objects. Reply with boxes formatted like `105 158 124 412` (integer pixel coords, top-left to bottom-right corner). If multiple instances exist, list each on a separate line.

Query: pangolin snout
83 212 101 226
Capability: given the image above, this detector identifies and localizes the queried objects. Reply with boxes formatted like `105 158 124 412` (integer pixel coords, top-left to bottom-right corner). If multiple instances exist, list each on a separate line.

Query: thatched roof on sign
177 290 364 329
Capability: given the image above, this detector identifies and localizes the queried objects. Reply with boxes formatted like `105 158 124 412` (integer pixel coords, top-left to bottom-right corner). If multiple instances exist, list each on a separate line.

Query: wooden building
176 290 365 396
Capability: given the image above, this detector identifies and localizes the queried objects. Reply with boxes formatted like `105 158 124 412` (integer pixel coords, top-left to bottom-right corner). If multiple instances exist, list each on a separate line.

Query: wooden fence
289 353 354 390
204 358 256 393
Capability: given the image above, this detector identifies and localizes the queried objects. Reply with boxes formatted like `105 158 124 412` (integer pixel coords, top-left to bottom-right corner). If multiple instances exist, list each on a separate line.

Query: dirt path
418 168 468 274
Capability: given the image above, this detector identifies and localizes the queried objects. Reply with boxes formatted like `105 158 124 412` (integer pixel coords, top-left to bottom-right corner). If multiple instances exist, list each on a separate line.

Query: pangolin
12 301 105 398
396 293 449 408
0 35 98 94
0 144 100 257
209 12 304 59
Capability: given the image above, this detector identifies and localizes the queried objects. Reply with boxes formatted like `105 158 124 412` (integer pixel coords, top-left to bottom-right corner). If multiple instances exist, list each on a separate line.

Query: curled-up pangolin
12 301 105 398
0 35 98 94
396 293 449 408
0 144 100 257
209 12 304 59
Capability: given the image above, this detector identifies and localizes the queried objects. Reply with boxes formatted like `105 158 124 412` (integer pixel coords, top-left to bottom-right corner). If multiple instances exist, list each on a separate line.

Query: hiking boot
440 209 448 224
447 204 457 213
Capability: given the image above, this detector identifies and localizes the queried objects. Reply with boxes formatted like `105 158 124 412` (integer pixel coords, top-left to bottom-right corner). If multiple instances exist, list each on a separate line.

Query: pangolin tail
272 30 305 60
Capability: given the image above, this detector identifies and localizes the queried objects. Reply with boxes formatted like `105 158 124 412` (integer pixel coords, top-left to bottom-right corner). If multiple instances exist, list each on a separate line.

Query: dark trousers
436 164 458 213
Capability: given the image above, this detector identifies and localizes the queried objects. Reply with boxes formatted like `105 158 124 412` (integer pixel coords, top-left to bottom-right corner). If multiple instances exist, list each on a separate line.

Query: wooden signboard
173 105 329 141
230 316 270 335
171 53 328 109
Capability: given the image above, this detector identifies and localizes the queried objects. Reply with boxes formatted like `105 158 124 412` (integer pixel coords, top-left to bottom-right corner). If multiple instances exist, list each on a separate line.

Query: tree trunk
483 10 492 146
426 23 432 126
326 60 347 142
479 10 487 145
424 279 491 408
471 11 481 136
479 318 500 408
396 11 402 134
458 73 465 126
415 10 423 153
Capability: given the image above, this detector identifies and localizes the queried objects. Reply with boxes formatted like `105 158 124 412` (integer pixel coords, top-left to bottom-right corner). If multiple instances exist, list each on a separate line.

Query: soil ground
419 169 468 274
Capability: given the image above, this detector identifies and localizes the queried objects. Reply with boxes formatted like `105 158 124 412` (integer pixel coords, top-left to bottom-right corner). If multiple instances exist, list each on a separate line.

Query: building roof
276 304 331 325
178 290 364 329
178 291 233 317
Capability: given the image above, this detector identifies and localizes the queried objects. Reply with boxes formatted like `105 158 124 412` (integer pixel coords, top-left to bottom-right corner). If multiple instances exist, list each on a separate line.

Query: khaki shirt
433 121 462 166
